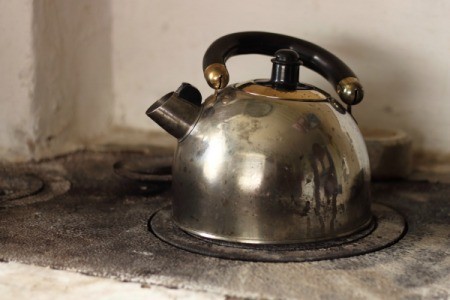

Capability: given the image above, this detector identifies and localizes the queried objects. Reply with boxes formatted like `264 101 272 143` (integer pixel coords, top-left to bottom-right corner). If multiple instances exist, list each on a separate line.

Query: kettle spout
146 83 202 139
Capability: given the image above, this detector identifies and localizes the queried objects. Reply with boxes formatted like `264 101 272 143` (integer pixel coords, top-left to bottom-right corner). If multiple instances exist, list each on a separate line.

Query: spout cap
176 83 202 106
146 83 202 139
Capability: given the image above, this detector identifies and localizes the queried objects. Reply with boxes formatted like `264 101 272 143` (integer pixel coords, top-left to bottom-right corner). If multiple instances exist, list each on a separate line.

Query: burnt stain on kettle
306 216 311 238
244 101 273 117
292 113 321 133
310 143 339 233
324 150 339 232
236 119 262 144
286 169 309 217
301 200 311 216
203 106 215 118
348 170 370 213
310 145 326 232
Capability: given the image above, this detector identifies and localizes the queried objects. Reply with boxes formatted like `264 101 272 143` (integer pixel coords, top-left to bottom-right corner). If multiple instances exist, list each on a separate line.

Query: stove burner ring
0 173 44 202
0 170 71 208
113 156 172 182
149 203 406 262
113 156 172 195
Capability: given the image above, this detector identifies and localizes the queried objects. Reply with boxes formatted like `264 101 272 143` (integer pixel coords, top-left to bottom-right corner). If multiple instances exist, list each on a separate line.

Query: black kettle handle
203 31 364 105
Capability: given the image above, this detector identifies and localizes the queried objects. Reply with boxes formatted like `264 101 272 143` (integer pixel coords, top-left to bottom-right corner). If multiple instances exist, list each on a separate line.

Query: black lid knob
270 49 301 91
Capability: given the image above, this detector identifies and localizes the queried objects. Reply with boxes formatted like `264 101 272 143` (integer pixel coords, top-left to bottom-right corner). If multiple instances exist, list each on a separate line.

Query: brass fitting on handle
204 63 229 90
337 77 364 105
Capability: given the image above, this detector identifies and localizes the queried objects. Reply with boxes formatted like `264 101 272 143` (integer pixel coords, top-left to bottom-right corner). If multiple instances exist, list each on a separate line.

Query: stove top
0 150 449 299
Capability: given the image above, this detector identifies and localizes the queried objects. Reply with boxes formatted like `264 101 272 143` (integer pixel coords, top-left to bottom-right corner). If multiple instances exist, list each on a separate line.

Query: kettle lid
234 48 330 101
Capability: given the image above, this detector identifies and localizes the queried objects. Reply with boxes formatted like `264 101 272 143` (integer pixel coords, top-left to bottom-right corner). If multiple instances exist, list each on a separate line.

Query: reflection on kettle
202 132 226 182
146 32 371 245
238 153 266 192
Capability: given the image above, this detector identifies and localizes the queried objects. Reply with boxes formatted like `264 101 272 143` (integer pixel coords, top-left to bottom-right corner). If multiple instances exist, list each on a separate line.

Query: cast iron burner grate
0 170 70 208
149 203 406 262
113 155 172 195
113 156 172 182
0 173 44 202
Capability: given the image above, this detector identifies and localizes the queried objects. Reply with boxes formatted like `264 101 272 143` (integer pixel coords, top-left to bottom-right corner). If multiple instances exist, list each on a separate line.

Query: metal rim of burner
0 173 44 202
0 170 70 208
149 203 407 262
113 155 173 195
113 156 173 182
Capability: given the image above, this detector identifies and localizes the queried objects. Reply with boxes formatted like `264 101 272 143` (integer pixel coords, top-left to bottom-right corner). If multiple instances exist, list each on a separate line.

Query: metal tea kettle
146 32 371 244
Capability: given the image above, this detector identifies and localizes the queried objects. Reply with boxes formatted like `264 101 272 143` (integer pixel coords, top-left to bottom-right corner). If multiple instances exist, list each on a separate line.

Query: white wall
0 1 35 161
0 0 113 161
1 0 449 161
33 0 113 159
112 0 450 153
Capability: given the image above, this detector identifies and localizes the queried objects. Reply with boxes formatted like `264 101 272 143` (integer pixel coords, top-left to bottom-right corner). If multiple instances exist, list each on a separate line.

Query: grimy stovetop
0 150 449 299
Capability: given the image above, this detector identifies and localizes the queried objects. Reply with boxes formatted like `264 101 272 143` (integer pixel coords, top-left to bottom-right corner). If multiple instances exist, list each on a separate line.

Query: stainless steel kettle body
147 32 371 244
